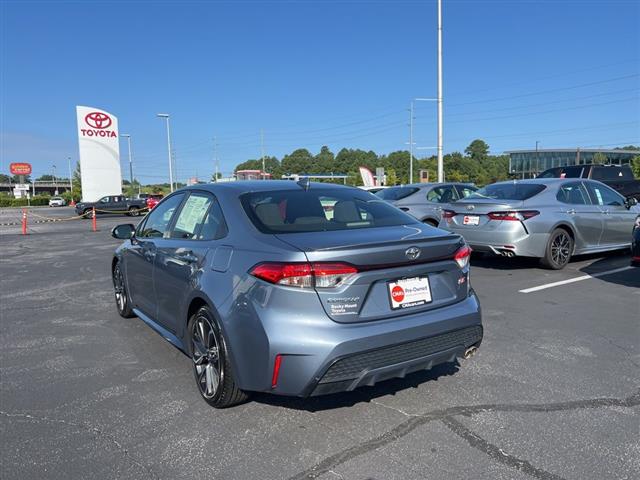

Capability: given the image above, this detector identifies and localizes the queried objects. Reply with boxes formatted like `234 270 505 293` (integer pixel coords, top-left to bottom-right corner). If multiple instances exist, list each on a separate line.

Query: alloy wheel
550 233 571 266
113 265 127 313
192 315 222 399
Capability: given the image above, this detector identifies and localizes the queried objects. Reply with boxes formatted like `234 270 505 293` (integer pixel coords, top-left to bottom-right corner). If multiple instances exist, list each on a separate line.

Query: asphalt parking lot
1 207 638 480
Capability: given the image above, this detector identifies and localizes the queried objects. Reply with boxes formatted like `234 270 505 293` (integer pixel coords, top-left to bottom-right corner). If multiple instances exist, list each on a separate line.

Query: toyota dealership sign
76 106 122 201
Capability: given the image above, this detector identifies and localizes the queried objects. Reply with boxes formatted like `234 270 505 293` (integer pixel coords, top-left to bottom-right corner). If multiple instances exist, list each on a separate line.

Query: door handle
602 210 610 215
176 250 198 264
566 209 576 215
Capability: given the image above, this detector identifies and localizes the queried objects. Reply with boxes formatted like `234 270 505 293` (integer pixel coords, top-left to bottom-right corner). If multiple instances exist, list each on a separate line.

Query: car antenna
297 176 311 191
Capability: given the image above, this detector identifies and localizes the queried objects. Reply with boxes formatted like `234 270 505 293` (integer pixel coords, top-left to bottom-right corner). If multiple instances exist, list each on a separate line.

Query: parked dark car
632 215 640 266
111 182 482 408
75 195 147 217
538 164 640 200
376 183 477 226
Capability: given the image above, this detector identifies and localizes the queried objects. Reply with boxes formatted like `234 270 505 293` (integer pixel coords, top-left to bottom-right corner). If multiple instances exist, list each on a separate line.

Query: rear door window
557 182 590 205
426 186 458 203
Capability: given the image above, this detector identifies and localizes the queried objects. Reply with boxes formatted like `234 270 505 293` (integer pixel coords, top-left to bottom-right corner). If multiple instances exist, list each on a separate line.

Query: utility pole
409 103 414 184
157 113 174 192
436 0 444 183
213 136 219 182
260 129 266 179
121 134 134 197
67 156 73 193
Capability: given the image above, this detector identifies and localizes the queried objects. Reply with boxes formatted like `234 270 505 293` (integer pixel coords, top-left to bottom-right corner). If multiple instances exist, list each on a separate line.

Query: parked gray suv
111 182 482 407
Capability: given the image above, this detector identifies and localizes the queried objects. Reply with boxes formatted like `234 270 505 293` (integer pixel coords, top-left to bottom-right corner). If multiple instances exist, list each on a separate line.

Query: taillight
442 210 456 220
250 262 358 288
488 210 539 221
453 245 472 269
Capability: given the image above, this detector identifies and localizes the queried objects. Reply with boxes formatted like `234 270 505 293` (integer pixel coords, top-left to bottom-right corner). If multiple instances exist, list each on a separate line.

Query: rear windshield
241 188 419 233
538 167 583 178
467 183 546 201
375 186 419 201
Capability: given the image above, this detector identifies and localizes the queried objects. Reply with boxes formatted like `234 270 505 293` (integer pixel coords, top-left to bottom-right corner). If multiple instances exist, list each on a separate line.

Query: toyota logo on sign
85 112 112 129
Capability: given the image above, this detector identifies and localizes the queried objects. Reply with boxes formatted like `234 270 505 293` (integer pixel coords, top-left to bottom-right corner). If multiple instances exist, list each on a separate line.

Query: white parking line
519 266 634 293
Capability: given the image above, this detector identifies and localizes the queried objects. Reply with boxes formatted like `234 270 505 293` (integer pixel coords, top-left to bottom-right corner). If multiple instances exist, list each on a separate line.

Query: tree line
234 139 511 186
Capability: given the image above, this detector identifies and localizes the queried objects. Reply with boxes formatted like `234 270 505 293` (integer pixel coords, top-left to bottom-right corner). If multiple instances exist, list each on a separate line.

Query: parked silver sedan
376 183 477 226
438 178 640 269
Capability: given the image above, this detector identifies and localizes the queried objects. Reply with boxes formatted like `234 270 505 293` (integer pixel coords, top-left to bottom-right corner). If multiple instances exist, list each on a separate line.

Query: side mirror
625 197 638 209
111 224 135 239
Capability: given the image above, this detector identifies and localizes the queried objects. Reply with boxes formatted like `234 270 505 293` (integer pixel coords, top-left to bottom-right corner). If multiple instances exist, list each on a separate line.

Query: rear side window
137 193 185 238
426 186 457 203
376 186 419 201
241 188 418 233
557 182 590 205
591 167 633 181
467 183 546 201
456 185 478 198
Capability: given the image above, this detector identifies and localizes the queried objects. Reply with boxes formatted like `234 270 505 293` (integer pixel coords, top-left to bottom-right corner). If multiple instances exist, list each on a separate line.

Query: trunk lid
275 225 468 323
446 199 524 228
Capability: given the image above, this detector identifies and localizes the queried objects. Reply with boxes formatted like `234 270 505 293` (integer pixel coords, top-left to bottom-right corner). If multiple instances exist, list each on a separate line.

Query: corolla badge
405 246 421 260
466 204 475 210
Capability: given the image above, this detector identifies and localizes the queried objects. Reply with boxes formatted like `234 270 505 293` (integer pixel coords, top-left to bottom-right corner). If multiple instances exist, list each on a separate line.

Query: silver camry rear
439 179 640 269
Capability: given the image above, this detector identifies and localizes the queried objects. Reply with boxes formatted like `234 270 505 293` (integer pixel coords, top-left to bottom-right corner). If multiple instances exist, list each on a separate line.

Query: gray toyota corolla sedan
438 178 640 269
111 181 482 407
376 183 477 226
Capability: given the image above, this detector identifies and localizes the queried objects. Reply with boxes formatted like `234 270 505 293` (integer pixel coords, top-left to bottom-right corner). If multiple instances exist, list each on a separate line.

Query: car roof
182 180 355 194
386 182 475 188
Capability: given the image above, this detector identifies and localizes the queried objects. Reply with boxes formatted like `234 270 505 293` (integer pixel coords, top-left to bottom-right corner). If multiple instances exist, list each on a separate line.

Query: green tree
0 174 12 183
592 152 608 164
281 149 314 175
71 162 82 201
464 139 490 161
385 168 398 186
631 155 640 178
314 146 335 174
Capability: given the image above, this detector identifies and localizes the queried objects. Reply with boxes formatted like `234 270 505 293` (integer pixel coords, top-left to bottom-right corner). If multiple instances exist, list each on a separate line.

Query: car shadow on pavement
471 249 630 271
252 361 460 412
579 256 639 288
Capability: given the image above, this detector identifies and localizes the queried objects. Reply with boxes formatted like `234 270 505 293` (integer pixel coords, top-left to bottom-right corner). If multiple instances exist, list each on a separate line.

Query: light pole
121 134 134 197
157 113 174 192
67 156 73 194
409 97 436 184
436 0 444 183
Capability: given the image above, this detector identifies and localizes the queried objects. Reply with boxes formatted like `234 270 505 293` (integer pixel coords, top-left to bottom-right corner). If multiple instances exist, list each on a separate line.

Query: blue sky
2 0 639 182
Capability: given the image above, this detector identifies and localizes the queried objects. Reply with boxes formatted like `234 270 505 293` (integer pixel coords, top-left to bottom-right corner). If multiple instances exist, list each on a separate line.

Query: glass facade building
507 149 638 178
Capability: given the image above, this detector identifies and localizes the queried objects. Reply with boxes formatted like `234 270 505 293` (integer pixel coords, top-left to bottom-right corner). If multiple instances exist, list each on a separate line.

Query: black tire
422 218 439 228
540 228 574 270
112 262 135 318
128 206 139 217
82 209 93 219
188 306 249 408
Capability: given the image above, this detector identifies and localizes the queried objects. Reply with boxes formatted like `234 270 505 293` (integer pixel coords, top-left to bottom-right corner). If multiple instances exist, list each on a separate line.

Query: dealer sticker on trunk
388 276 432 310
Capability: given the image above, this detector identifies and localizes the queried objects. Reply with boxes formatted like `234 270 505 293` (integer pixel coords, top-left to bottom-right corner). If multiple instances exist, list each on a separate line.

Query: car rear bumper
440 223 548 258
235 291 482 397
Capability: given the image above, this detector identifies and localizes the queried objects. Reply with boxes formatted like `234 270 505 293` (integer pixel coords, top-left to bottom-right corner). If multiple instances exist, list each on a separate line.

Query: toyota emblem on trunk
466 205 475 210
405 247 421 260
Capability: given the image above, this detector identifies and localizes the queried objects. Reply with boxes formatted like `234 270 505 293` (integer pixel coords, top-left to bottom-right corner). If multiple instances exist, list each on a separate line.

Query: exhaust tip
463 346 478 359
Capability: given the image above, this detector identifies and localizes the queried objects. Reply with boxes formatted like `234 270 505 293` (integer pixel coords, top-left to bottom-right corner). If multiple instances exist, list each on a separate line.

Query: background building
506 148 638 179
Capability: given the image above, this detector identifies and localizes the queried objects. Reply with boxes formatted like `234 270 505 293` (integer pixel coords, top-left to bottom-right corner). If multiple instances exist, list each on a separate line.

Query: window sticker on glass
175 195 211 237
594 189 603 205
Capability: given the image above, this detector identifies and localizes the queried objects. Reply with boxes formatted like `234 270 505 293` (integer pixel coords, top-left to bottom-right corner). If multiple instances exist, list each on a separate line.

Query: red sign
391 285 405 303
9 163 32 175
